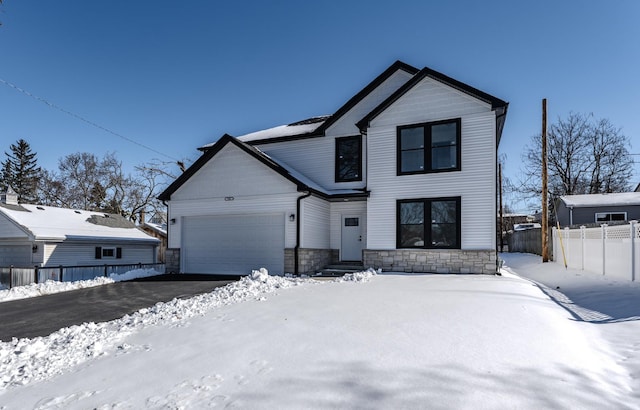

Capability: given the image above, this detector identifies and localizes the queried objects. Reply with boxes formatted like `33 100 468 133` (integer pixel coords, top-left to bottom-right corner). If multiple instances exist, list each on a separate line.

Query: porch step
315 264 366 277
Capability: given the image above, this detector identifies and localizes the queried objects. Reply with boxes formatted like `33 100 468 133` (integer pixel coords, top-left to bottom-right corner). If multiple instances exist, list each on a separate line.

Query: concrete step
314 264 366 277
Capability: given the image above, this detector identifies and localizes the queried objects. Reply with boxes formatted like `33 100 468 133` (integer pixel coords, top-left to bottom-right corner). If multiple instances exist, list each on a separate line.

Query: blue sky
1 1 638 212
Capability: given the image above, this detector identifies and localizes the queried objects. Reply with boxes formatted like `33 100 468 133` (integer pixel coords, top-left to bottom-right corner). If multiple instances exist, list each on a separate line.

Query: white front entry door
341 215 363 261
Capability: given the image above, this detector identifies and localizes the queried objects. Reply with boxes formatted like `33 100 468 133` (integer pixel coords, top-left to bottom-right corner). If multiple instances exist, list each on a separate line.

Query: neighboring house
159 60 508 275
556 192 640 227
0 188 160 267
140 221 167 263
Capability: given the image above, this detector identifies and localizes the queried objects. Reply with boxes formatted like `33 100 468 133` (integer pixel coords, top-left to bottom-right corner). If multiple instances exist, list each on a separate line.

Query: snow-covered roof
0 204 160 243
560 192 640 208
142 221 167 236
255 147 364 197
200 116 329 148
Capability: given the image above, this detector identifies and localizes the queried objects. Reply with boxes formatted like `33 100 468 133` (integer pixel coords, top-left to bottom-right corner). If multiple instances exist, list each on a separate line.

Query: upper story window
397 118 461 175
335 136 362 182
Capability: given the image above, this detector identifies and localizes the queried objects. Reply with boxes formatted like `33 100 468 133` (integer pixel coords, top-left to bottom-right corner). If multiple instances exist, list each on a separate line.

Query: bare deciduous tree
39 154 185 222
519 113 632 203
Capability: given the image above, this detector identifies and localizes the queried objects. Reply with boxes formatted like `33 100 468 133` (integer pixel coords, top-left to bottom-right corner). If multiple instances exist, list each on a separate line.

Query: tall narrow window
397 118 461 175
335 136 362 182
397 197 461 249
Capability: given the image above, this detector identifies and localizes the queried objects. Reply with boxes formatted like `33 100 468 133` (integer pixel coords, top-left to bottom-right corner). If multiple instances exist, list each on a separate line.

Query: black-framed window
397 118 461 175
335 136 362 182
397 197 461 249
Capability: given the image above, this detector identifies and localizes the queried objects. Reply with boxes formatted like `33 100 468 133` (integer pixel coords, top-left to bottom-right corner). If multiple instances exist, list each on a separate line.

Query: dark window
102 247 116 258
595 212 627 223
335 136 362 182
345 217 359 226
397 118 461 175
397 197 461 249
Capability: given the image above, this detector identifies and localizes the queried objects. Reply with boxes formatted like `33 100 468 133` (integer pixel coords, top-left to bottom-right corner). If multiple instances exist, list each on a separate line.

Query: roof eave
357 66 509 134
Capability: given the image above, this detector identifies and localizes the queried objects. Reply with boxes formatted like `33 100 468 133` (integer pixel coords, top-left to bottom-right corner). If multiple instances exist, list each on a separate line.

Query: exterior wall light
289 214 295 222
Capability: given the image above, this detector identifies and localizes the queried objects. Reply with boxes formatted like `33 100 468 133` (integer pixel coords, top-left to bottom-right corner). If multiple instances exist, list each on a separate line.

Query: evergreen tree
1 139 42 203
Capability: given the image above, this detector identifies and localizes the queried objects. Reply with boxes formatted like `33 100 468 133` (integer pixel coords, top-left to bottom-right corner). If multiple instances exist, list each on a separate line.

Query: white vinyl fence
552 223 638 281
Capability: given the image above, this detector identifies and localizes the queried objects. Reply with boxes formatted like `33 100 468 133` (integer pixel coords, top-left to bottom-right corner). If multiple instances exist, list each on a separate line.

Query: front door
341 215 363 261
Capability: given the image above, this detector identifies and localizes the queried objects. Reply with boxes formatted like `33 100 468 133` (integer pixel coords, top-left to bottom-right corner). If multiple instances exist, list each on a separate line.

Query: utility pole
498 162 504 252
541 98 549 262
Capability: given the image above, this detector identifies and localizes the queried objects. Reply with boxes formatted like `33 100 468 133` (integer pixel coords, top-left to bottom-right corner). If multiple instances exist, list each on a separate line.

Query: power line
0 78 179 161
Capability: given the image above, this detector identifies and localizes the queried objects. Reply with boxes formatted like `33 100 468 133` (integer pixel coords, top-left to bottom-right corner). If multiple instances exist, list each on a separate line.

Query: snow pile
0 268 162 303
338 267 378 282
0 271 309 389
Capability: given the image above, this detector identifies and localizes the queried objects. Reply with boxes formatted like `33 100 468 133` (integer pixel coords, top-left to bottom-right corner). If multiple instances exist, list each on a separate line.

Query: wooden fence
506 228 553 258
0 263 165 290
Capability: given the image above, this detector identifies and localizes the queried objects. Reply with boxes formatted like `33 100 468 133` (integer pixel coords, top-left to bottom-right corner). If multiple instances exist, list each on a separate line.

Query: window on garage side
397 197 461 249
335 136 362 182
595 212 627 223
95 246 122 259
397 118 461 175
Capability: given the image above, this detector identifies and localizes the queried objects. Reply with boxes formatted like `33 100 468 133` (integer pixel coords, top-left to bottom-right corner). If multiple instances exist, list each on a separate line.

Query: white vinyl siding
43 242 156 266
255 137 367 192
366 76 497 250
330 201 367 250
325 69 415 137
172 144 299 201
168 144 300 249
300 196 330 249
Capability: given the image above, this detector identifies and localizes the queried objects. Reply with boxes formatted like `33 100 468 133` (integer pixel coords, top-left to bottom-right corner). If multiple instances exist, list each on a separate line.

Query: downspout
294 190 312 276
569 206 574 226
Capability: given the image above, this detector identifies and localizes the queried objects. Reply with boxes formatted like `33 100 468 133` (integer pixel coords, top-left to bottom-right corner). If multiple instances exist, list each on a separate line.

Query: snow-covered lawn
0 260 638 409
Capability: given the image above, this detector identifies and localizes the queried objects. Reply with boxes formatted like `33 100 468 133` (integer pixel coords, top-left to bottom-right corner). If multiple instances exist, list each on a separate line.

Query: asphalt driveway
0 274 240 341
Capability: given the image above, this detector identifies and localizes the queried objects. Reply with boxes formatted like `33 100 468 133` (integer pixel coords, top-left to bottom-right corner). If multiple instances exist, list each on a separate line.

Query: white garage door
182 214 285 275
0 245 31 266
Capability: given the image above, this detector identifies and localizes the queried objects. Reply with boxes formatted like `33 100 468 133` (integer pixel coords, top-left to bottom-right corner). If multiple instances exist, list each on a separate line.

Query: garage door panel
182 214 284 275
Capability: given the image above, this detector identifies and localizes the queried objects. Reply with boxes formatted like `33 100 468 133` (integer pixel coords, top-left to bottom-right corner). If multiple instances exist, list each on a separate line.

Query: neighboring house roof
356 66 509 143
559 192 640 208
0 204 160 243
142 221 167 237
159 134 367 201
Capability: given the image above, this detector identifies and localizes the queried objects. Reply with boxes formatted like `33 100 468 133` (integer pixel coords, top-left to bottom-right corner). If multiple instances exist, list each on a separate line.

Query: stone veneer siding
284 248 333 275
363 249 497 274
165 248 181 273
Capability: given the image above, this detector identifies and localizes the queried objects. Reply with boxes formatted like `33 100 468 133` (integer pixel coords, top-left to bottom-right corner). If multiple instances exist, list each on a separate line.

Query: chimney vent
1 186 18 205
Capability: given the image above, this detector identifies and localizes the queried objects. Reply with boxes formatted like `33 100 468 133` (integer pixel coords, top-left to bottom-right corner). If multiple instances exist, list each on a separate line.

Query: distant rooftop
560 192 640 207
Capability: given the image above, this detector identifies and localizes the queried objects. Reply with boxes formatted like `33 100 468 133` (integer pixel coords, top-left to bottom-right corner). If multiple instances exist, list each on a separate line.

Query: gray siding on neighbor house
0 214 29 239
556 202 640 227
44 242 156 266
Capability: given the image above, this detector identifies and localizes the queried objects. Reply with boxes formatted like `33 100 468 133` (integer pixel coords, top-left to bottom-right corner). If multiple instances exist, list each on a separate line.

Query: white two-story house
158 61 508 275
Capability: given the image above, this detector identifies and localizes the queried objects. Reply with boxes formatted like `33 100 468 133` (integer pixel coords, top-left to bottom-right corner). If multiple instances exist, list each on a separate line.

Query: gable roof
313 60 419 135
158 135 367 201
199 116 330 149
355 66 509 143
0 204 159 243
559 192 640 208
